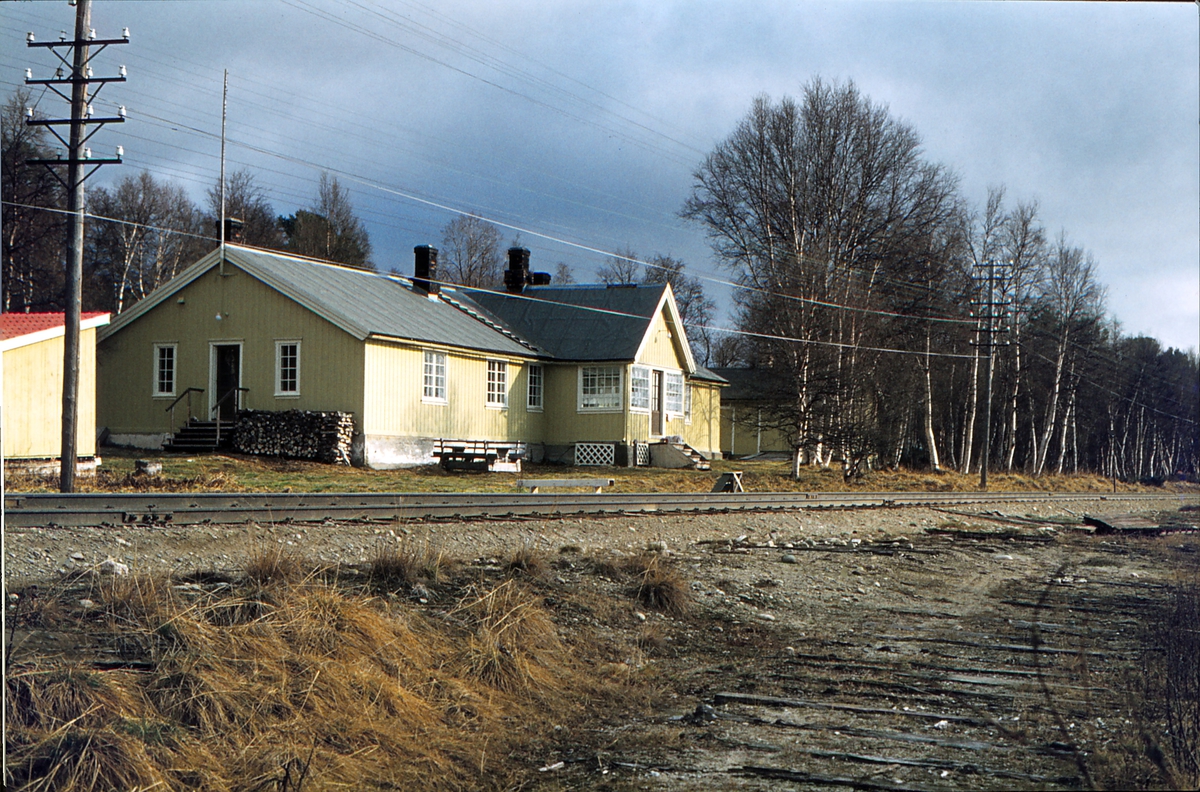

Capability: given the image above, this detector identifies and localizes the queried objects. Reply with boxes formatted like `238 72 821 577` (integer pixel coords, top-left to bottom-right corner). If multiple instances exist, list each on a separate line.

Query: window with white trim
685 382 693 424
487 360 508 407
579 366 623 411
630 366 650 412
275 341 300 396
665 371 684 415
527 364 543 411
154 344 176 397
423 350 446 403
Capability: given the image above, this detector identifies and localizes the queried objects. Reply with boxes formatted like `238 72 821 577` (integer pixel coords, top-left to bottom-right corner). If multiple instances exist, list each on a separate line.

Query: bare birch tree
439 213 502 289
683 79 959 478
88 171 207 312
597 246 640 286
1029 235 1104 475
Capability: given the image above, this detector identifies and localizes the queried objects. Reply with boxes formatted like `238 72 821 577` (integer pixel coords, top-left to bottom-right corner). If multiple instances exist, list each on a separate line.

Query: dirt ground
5 493 1199 790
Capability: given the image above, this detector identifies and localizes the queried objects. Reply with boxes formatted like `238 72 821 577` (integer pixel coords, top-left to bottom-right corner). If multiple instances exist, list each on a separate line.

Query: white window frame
153 343 177 397
527 364 544 412
630 365 651 412
578 365 623 412
423 350 447 404
275 340 300 397
487 359 508 408
665 371 684 417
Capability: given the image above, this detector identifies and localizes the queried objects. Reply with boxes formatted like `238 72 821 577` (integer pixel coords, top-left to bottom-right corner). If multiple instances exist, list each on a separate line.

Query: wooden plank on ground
712 692 987 725
522 478 615 493
1083 514 1197 535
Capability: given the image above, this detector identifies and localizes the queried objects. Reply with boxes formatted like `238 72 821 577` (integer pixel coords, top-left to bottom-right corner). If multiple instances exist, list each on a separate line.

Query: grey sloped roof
461 284 666 361
101 245 535 357
709 367 794 400
228 247 534 355
692 365 727 384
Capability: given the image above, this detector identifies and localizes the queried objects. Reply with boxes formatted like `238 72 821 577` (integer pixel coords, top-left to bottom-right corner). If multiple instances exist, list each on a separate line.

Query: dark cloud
3 0 1195 350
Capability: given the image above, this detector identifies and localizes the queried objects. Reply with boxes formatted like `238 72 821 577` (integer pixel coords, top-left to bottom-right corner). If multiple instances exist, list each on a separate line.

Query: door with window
651 370 664 436
212 344 241 421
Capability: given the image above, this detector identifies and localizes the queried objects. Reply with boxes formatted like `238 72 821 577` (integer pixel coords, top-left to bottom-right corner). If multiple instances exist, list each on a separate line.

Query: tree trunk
959 324 981 473
1033 330 1068 476
1054 362 1077 475
1004 324 1022 471
922 330 941 471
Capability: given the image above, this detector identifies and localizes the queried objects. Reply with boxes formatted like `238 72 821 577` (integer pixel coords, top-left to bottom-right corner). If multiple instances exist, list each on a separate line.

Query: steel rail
3 490 1189 528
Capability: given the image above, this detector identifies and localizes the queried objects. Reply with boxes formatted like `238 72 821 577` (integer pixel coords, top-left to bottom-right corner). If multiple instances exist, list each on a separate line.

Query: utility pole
973 259 1009 490
25 0 127 492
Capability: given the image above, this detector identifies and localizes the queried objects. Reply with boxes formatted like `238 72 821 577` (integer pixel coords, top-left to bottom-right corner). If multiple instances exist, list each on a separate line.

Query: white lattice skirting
635 441 651 466
574 442 615 466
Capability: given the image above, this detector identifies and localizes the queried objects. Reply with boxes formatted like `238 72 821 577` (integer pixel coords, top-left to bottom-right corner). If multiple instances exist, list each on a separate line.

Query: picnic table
434 440 525 472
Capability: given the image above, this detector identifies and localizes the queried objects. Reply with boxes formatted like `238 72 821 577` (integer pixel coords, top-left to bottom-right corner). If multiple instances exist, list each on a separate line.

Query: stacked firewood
233 410 355 465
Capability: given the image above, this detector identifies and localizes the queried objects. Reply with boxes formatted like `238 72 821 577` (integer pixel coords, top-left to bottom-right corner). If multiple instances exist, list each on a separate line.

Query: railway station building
95 244 723 469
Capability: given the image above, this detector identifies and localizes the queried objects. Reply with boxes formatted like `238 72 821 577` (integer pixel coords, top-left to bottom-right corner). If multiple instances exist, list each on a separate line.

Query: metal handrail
165 387 204 432
210 386 249 444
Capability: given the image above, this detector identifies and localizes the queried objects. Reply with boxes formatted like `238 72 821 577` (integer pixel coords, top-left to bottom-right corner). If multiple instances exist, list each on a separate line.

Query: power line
4 26 977 324
9 194 1195 402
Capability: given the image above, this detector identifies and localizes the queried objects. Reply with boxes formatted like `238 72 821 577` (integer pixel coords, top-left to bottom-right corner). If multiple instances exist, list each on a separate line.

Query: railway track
2 489 1185 528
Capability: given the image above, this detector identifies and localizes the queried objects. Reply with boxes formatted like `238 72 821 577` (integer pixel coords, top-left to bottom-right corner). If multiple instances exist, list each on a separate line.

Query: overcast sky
3 0 1197 352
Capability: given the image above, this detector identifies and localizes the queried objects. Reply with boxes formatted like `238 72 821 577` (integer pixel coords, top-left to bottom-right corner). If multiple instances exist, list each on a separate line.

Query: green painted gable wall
98 264 365 435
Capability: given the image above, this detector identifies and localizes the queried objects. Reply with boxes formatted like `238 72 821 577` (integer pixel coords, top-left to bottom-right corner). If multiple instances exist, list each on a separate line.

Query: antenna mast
219 68 228 258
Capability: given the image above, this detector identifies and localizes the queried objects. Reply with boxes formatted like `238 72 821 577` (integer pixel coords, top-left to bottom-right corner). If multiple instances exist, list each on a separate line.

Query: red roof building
1 312 109 342
3 311 110 462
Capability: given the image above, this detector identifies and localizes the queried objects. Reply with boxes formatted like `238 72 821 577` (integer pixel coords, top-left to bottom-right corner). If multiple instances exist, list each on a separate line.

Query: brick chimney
504 247 551 294
414 245 439 296
504 247 530 294
216 217 244 243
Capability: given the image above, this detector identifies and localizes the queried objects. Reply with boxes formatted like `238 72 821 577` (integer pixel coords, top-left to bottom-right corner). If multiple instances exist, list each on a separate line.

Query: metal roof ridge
438 291 540 353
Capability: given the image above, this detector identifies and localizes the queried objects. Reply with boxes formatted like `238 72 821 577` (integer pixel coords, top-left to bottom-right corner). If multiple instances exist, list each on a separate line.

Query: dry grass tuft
368 539 451 593
624 554 690 615
453 580 564 693
243 544 304 586
7 666 141 731
5 549 619 791
504 543 546 579
13 727 173 792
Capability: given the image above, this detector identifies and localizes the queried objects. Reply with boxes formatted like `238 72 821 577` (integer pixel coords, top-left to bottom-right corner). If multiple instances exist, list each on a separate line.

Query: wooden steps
666 440 711 470
164 419 229 452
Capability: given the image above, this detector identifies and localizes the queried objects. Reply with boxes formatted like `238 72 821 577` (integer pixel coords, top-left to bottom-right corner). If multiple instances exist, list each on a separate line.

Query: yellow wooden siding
363 340 542 441
721 403 792 456
3 327 98 458
636 307 688 369
97 265 365 434
683 382 721 454
542 364 625 443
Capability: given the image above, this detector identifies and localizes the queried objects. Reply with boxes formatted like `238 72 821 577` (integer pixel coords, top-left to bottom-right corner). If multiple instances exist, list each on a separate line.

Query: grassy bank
7 447 1182 495
5 545 670 791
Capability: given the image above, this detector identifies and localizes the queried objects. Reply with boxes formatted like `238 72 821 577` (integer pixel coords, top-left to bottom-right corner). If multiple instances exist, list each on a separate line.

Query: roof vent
414 245 439 296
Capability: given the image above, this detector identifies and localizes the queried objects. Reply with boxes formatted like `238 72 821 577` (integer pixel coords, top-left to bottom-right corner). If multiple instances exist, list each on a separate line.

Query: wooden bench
434 440 525 473
522 478 615 494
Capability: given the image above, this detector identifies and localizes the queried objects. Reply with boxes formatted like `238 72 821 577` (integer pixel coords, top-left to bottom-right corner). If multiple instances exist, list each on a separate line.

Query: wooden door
214 344 241 421
651 370 664 436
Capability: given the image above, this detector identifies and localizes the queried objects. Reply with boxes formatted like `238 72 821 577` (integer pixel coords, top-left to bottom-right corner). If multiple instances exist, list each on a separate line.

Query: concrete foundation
104 432 170 451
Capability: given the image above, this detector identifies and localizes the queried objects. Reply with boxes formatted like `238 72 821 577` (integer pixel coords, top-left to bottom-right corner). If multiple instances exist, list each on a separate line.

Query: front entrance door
213 344 241 421
651 370 664 436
